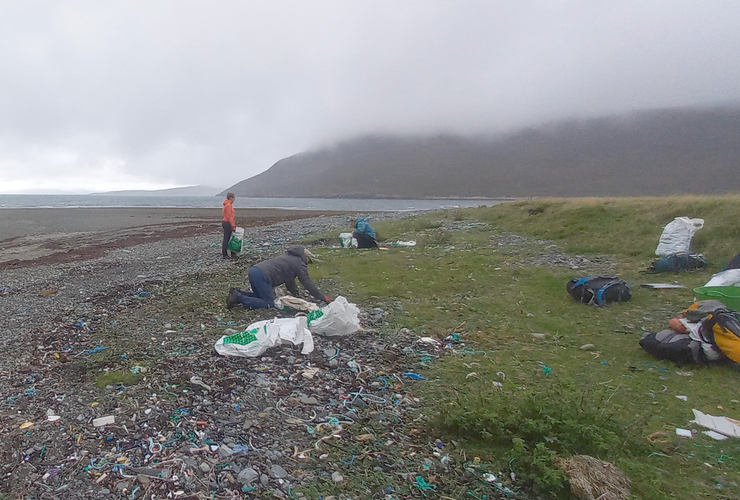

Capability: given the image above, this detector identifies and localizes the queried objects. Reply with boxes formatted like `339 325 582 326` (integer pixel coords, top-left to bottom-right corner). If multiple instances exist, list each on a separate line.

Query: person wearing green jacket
350 217 379 249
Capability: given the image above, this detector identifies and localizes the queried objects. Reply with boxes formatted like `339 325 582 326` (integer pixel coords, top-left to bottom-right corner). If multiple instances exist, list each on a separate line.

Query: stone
580 343 596 350
269 464 288 479
199 462 211 473
331 471 344 482
237 467 259 485
260 474 270 487
298 396 318 405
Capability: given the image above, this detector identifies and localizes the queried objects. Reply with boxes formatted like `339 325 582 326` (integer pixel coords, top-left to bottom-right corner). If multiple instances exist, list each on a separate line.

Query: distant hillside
224 107 740 198
94 185 220 196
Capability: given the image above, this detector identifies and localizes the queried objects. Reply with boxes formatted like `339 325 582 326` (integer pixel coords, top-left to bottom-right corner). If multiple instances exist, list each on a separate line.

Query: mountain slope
224 107 740 198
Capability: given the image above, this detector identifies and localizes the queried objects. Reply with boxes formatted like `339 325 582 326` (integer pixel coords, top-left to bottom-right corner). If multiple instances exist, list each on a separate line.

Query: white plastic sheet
655 217 704 256
704 269 740 287
215 316 314 357
691 409 740 438
307 296 361 337
274 295 320 312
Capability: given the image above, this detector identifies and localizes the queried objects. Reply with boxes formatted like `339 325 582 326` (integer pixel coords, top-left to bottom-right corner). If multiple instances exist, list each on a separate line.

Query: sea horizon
0 194 506 212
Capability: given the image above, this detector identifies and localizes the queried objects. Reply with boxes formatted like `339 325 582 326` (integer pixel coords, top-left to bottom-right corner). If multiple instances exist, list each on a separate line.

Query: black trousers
222 221 233 257
354 231 378 249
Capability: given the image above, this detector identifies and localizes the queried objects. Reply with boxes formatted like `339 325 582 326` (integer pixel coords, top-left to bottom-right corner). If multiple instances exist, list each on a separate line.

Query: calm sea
0 195 505 211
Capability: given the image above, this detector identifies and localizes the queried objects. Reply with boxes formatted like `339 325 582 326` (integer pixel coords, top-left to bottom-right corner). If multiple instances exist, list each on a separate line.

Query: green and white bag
228 227 245 253
214 316 314 357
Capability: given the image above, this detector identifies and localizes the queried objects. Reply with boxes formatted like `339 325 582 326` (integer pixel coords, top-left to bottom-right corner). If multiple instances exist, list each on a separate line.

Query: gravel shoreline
0 212 420 364
0 211 434 499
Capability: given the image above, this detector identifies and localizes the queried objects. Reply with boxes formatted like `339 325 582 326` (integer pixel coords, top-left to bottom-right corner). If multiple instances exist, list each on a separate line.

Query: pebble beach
0 207 430 498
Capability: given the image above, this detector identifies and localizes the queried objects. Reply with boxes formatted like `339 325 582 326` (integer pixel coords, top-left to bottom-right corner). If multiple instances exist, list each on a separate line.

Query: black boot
226 288 240 309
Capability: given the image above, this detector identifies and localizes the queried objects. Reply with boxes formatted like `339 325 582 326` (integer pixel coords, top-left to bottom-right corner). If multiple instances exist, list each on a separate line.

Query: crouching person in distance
226 245 330 309
350 217 379 249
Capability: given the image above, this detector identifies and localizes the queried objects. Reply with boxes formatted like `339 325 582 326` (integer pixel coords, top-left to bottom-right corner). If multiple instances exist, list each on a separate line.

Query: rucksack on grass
647 252 707 273
698 308 740 362
639 300 740 365
566 276 632 306
639 329 703 365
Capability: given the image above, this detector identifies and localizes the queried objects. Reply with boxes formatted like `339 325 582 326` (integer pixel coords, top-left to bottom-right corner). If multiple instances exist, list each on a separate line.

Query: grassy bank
307 196 740 499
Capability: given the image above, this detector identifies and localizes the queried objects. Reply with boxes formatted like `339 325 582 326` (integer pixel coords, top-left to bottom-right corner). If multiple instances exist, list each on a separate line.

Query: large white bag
655 217 704 256
307 296 361 337
705 269 740 287
339 233 358 248
215 316 314 357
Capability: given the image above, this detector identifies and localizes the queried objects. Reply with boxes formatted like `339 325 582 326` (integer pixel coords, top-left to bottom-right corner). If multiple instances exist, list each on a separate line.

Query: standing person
350 217 379 249
221 192 237 259
226 245 331 309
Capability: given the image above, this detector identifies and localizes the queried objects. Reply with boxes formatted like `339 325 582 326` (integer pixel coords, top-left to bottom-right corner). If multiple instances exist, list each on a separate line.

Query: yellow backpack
683 300 740 362
704 311 740 362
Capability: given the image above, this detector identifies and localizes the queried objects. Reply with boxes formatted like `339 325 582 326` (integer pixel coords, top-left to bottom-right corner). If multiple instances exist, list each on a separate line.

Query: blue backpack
566 276 632 306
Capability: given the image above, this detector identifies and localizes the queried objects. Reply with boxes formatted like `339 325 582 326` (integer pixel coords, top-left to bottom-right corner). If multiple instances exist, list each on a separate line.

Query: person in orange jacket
221 192 237 259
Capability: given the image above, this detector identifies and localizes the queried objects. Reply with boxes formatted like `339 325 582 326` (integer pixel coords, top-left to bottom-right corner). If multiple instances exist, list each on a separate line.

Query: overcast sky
1 1 739 193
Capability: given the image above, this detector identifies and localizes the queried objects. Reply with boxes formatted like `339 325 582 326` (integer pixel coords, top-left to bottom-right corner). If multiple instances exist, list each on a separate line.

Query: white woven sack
214 316 314 357
655 217 704 256
307 296 361 337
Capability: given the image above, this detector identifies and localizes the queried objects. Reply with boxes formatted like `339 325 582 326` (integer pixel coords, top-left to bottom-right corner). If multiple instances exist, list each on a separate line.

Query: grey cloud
1 1 739 192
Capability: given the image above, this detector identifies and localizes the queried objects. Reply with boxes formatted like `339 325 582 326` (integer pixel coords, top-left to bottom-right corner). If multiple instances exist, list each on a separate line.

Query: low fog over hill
224 107 740 198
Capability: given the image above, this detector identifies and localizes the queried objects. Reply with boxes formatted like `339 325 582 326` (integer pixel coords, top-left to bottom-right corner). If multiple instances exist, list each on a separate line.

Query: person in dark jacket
350 217 379 249
226 245 330 309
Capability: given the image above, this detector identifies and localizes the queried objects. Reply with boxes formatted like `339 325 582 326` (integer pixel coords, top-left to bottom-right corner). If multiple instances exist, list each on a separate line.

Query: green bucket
693 286 740 311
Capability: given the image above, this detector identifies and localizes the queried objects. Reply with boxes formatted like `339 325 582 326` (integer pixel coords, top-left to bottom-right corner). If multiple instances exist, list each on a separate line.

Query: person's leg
354 232 377 249
237 267 275 309
222 221 233 258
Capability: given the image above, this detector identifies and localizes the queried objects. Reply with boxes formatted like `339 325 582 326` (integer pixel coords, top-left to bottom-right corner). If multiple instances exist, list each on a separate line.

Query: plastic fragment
93 415 115 427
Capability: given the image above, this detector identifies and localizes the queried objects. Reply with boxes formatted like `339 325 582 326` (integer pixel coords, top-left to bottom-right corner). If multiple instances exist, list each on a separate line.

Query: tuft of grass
433 372 648 495
95 370 142 388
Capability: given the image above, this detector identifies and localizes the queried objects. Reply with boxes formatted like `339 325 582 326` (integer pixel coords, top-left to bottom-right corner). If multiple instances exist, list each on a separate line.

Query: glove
325 295 332 303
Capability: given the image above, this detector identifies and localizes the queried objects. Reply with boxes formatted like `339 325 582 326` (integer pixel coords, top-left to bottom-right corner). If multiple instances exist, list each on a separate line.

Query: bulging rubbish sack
228 227 245 253
339 233 358 248
215 316 314 357
307 296 361 337
655 217 704 256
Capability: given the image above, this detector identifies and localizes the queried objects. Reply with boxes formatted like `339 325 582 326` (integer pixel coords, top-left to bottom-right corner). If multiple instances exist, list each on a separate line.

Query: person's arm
228 205 236 230
296 264 326 302
285 279 300 296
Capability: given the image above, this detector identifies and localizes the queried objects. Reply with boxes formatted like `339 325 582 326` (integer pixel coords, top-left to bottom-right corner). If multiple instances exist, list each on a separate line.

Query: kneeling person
351 217 379 249
227 245 330 309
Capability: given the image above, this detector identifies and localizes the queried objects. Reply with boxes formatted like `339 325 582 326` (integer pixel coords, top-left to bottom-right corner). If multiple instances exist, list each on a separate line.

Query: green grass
468 195 740 267
309 196 740 499
95 370 142 389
